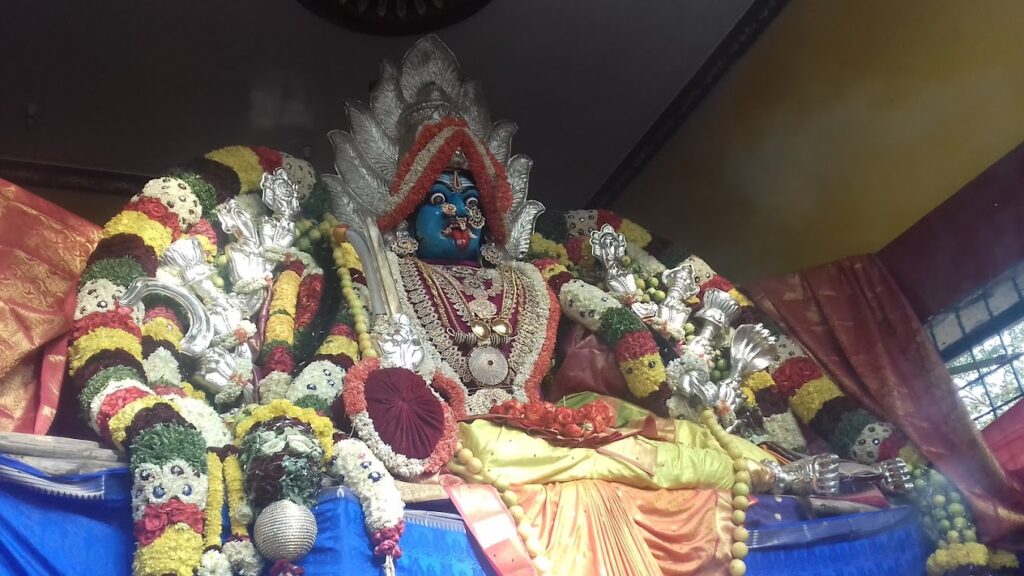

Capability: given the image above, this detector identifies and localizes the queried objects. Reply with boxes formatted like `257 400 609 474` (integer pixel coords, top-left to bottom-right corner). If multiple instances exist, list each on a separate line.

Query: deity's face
412 170 484 261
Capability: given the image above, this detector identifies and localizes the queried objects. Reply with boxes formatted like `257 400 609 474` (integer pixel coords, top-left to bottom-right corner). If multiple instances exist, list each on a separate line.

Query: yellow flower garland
108 396 169 450
265 314 295 346
142 318 183 349
619 354 666 398
318 334 360 360
742 371 774 392
269 270 301 316
728 289 752 308
102 211 174 255
131 523 204 576
789 376 843 423
926 542 989 576
618 218 652 248
203 452 224 549
529 233 569 266
223 454 250 538
68 327 143 375
204 146 264 194
234 399 335 462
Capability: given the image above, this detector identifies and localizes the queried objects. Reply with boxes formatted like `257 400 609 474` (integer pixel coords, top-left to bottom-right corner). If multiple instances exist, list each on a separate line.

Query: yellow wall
616 0 1024 282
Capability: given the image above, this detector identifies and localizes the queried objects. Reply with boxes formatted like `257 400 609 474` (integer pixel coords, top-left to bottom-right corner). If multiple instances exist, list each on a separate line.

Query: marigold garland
223 453 251 539
204 452 225 549
102 211 175 255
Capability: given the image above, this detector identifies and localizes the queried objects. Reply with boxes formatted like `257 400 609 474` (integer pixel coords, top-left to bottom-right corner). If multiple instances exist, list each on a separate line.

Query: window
927 261 1024 428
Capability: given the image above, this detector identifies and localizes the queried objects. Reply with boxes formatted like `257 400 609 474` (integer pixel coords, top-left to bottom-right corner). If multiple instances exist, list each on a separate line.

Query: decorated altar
0 35 1019 576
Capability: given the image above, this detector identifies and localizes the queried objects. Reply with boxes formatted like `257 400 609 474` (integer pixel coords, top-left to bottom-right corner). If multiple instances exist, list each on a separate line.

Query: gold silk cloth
458 420 771 490
0 180 100 433
514 481 733 576
458 420 763 575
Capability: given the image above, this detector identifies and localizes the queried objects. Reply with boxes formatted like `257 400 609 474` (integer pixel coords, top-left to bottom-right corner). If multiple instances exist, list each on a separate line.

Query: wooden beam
0 157 152 197
586 0 789 209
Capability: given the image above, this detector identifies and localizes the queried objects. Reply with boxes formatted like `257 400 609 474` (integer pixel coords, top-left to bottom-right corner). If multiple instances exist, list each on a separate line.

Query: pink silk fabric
0 179 100 434
747 254 1024 549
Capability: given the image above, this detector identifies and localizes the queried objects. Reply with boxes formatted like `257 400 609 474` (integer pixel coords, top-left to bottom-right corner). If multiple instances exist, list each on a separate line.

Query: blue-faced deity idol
413 170 485 261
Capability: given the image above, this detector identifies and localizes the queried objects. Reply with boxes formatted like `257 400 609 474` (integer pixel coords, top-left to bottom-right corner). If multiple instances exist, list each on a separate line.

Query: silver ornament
253 499 318 562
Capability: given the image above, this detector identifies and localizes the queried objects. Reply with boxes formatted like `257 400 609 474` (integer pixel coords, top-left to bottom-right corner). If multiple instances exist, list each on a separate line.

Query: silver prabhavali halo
253 499 318 562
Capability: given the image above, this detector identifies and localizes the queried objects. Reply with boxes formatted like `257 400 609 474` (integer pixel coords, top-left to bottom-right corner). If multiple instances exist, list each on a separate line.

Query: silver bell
252 499 318 562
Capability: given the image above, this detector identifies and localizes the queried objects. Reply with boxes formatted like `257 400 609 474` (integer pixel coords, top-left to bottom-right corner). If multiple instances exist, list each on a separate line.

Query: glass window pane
973 333 1007 361
988 278 1021 317
960 299 992 333
983 366 1021 407
1003 319 1024 354
976 411 996 429
958 382 993 419
932 313 964 351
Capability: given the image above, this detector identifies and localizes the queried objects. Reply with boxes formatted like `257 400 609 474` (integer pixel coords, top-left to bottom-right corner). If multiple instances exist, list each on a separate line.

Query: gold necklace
414 260 518 387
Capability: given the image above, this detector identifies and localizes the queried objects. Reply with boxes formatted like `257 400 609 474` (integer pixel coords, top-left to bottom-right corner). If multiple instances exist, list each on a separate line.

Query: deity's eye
465 196 479 209
430 192 446 206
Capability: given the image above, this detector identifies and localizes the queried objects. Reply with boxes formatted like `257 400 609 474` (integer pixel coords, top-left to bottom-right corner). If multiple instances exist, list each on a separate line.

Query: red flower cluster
489 399 615 439
372 520 405 559
294 274 324 330
697 275 736 299
772 357 824 397
264 345 295 375
133 499 204 546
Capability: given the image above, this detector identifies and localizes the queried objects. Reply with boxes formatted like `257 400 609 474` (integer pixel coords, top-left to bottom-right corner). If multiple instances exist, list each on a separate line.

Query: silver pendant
468 346 509 387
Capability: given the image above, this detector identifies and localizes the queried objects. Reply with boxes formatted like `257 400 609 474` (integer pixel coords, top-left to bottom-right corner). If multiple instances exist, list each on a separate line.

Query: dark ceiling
0 0 751 210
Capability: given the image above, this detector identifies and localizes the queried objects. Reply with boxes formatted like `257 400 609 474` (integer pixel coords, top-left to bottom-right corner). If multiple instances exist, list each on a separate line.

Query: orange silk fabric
0 179 100 433
513 480 733 576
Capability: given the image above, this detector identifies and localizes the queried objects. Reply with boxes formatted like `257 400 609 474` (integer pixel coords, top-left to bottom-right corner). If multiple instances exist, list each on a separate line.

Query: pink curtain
747 254 1024 549
983 401 1024 492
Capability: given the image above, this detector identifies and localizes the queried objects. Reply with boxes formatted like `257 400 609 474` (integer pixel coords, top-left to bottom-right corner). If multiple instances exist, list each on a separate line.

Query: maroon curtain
878 140 1024 320
747 254 1024 549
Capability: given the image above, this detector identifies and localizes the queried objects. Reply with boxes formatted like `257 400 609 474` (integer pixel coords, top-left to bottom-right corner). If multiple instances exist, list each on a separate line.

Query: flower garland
71 174 213 576
535 258 666 399
331 437 406 567
487 398 615 439
71 145 328 575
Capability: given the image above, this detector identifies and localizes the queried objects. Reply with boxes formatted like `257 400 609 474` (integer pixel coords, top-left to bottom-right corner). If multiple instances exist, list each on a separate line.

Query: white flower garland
257 371 293 403
332 437 405 533
130 459 209 520
287 360 345 404
625 242 666 277
280 153 316 201
75 278 143 325
350 412 428 479
143 347 182 388
763 411 806 451
165 396 232 448
197 549 232 576
559 279 620 332
139 177 202 230
222 538 263 576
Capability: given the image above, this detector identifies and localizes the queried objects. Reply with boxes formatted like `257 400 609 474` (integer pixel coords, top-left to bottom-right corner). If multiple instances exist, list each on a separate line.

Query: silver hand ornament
652 263 698 340
374 313 425 372
589 224 638 300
